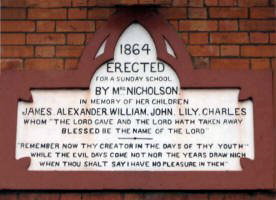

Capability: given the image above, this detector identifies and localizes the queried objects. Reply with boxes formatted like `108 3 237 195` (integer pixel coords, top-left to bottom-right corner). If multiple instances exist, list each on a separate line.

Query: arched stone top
78 7 193 83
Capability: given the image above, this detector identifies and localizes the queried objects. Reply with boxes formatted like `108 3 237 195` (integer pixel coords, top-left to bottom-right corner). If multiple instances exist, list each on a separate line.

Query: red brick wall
1 0 275 71
0 0 275 199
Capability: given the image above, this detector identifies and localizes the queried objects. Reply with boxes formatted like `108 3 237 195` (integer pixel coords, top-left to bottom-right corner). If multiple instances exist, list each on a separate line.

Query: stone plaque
0 8 274 189
16 24 254 171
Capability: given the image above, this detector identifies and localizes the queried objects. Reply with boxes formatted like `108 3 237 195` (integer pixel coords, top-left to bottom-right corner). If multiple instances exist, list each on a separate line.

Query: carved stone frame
0 7 274 189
